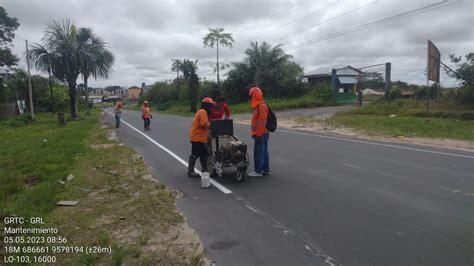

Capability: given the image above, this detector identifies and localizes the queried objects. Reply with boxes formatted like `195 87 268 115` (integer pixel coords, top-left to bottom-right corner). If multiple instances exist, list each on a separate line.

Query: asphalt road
106 108 474 266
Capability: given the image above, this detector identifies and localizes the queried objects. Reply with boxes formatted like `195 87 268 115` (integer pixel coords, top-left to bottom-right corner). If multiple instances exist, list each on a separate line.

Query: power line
196 69 214 75
235 0 304 34
359 63 387 69
271 1 377 43
285 0 456 51
252 0 341 41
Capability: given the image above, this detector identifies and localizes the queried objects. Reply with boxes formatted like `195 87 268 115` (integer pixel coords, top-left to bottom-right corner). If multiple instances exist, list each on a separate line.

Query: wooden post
331 69 337 102
384 62 391 99
25 40 35 120
57 112 66 126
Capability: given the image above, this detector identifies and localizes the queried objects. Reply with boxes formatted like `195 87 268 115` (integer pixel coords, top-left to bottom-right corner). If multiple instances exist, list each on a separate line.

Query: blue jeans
253 133 270 173
115 114 121 128
143 118 150 129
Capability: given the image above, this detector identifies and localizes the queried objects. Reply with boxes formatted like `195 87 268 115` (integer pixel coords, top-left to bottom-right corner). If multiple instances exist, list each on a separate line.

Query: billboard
427 40 440 83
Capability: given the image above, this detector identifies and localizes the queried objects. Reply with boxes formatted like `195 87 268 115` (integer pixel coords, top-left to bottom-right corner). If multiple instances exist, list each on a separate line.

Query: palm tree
77 27 114 114
28 43 56 113
171 59 182 76
181 59 199 112
42 19 82 118
172 59 199 112
226 41 300 100
203 28 234 85
179 59 198 79
245 41 292 87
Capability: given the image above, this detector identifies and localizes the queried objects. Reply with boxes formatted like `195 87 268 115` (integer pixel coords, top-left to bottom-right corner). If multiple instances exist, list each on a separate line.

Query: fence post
384 62 391 99
58 112 66 126
331 69 337 102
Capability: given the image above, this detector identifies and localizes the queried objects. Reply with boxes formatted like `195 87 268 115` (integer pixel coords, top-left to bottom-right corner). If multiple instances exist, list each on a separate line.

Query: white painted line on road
342 163 474 198
237 196 340 266
105 110 232 194
276 129 474 159
109 110 339 265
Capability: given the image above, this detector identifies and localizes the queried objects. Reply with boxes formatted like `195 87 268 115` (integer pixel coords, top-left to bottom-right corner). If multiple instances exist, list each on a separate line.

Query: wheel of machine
209 167 218 178
207 156 218 178
236 168 247 182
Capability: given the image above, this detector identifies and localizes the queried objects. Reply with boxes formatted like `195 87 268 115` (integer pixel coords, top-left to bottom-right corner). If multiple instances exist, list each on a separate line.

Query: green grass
351 99 474 120
0 110 206 265
0 111 99 218
327 99 474 141
230 94 331 114
131 94 334 116
330 114 474 140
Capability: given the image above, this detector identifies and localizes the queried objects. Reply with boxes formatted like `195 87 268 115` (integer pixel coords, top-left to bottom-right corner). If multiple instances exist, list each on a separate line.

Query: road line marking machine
207 119 249 182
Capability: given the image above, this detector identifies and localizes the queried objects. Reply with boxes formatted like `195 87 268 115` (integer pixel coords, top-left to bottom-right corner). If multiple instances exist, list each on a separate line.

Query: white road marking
110 110 340 265
276 129 474 159
342 163 474 198
238 197 340 266
105 110 232 194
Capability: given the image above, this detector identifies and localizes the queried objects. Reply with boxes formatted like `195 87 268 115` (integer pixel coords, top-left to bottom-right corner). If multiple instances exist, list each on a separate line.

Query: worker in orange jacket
187 97 215 177
248 87 270 177
114 100 123 128
142 101 152 130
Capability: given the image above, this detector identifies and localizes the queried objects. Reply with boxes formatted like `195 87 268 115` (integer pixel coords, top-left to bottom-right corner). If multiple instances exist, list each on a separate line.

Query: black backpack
260 103 277 132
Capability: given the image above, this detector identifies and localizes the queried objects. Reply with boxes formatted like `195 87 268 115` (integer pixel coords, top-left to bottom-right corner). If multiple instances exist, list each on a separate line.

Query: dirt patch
90 144 116 149
107 130 119 141
24 176 40 188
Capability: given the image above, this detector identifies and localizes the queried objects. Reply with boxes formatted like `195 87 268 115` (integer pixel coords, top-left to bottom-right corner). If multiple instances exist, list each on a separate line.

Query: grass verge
0 111 207 265
327 99 474 141
126 94 334 116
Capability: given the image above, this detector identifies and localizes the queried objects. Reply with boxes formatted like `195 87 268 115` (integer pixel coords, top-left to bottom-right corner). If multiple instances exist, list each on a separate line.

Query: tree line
2 6 472 120
142 27 312 111
1 7 114 119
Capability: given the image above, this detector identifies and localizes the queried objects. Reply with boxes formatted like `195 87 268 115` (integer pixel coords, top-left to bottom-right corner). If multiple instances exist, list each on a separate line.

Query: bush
458 86 474 104
412 111 474 120
309 83 332 102
0 115 30 127
389 88 402 100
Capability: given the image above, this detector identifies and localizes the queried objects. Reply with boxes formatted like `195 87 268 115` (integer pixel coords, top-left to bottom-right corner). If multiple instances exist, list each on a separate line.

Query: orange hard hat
249 87 262 96
202 97 215 104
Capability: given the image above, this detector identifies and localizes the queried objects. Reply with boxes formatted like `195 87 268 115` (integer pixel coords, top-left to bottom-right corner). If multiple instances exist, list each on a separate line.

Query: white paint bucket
201 172 211 188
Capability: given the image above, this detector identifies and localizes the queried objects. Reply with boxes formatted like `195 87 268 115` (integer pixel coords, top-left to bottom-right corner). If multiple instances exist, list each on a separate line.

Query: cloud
3 0 473 87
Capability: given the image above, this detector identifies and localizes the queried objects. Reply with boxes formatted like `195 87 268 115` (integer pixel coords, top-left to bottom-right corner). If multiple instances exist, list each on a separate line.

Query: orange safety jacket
251 103 268 137
189 109 210 143
114 102 123 113
142 106 151 118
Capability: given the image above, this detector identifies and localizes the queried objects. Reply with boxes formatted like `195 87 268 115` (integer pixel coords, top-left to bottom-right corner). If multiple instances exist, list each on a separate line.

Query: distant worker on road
187 97 215 177
209 96 231 120
114 100 123 128
248 87 270 177
142 101 152 130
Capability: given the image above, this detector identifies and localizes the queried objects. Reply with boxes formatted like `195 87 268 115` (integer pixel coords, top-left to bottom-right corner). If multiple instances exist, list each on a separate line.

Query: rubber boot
199 156 208 172
187 155 200 177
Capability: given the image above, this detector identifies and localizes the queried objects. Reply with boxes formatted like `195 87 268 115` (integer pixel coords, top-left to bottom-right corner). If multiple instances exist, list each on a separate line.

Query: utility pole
25 39 35 120
384 62 391 99
172 59 179 90
426 66 430 120
331 69 337 101
216 36 220 86
255 41 259 87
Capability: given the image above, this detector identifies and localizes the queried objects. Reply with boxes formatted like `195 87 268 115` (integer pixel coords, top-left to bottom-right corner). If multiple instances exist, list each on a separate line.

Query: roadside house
125 86 142 101
304 66 363 103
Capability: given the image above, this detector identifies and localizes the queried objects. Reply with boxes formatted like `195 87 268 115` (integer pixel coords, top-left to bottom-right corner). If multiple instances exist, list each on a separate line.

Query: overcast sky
3 0 473 88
